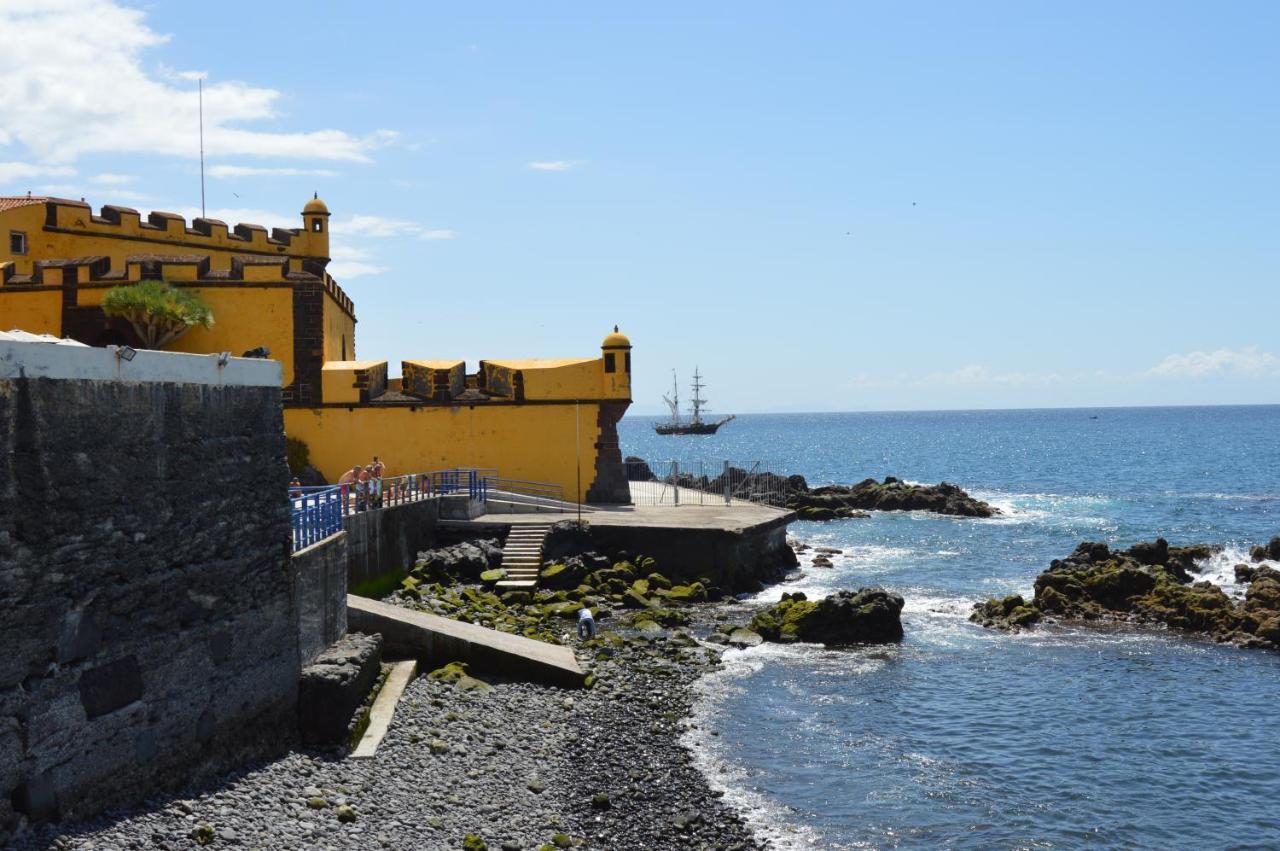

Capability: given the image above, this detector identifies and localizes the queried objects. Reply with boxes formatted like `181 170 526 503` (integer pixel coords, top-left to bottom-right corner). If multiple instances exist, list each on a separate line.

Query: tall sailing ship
654 368 736 435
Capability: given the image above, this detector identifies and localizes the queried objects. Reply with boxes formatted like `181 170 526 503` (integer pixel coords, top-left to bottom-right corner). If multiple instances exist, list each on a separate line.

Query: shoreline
14 604 771 851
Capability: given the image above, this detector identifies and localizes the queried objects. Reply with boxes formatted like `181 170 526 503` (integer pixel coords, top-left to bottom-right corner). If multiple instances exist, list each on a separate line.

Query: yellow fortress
0 194 633 503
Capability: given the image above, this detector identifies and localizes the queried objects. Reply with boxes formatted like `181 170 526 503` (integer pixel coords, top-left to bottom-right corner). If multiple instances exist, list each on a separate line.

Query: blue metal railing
290 485 344 551
289 467 565 551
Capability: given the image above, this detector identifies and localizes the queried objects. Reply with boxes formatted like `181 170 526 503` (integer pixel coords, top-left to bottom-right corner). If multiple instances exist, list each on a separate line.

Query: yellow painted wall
323 292 355 362
283 402 605 503
0 205 48 276
321 360 386 404
167 288 296 384
0 288 62 335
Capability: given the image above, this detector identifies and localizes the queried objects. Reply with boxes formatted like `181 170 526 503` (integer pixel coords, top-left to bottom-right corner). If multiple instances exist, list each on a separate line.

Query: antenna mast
198 78 206 218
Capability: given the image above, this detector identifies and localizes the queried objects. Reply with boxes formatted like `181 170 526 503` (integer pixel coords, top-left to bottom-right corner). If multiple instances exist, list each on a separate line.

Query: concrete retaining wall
343 498 441 590
586 516 796 592
292 533 350 667
0 343 296 839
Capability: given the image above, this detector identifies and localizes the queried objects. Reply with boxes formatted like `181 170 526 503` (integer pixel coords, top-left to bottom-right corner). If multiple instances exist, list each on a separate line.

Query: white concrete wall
0 341 281 387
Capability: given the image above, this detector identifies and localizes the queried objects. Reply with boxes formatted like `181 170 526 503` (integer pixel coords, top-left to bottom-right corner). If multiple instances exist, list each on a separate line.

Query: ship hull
653 416 734 435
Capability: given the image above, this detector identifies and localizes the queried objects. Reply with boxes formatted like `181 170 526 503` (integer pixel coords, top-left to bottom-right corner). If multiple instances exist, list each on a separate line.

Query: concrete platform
454 498 797 594
347 595 585 688
479 500 794 533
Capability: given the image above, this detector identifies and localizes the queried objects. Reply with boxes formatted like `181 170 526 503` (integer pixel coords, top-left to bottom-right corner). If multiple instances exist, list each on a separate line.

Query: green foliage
285 436 311 475
101 279 214 349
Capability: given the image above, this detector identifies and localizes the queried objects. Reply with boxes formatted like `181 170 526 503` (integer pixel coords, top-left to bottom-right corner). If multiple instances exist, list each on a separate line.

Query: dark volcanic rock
787 476 999 519
298 633 383 747
1249 536 1280 563
971 537 1280 650
542 519 593 561
407 539 503 584
623 456 656 482
750 588 904 645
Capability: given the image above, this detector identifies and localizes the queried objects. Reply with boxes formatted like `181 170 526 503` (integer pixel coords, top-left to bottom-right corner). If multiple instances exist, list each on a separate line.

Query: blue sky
1 1 1277 413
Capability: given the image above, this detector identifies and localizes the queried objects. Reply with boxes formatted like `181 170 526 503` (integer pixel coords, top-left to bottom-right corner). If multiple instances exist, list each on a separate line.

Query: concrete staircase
494 523 552 590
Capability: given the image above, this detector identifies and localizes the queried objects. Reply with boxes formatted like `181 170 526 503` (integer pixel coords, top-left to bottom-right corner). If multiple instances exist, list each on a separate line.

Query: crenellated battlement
39 198 327 261
0 252 354 318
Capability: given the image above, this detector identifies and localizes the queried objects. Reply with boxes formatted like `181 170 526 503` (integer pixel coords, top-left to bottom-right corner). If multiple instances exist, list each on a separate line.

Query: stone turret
302 193 331 263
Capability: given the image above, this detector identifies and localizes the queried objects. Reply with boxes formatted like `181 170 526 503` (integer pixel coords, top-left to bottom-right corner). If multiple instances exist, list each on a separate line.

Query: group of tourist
337 457 388 512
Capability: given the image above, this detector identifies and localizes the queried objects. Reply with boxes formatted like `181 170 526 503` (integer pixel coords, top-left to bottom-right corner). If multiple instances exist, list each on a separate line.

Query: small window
624 352 631 373
9 231 27 255
604 352 616 373
311 219 323 233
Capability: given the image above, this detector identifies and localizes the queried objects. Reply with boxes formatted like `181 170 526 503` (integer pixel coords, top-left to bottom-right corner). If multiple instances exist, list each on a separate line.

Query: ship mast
661 369 681 424
690 367 708 426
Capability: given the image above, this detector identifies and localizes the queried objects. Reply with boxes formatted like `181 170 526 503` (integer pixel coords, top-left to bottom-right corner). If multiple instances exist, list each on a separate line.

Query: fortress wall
0 342 298 839
283 401 621 504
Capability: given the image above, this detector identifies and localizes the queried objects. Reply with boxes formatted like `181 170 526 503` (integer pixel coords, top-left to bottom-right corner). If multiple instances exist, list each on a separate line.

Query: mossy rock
335 804 357 823
630 578 650 597
646 572 673 590
479 568 507 585
456 674 493 693
622 589 657 609
633 618 663 634
428 661 470 683
462 834 488 851
660 582 709 604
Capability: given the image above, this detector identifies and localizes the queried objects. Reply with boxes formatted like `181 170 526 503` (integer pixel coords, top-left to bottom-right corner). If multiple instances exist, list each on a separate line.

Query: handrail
289 467 565 549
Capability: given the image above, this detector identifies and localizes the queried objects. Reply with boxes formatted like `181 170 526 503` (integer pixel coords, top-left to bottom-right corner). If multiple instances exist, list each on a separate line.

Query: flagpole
199 78 206 218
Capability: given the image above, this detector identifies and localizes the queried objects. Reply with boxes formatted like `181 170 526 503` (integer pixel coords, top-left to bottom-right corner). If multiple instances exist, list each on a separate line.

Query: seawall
0 341 298 838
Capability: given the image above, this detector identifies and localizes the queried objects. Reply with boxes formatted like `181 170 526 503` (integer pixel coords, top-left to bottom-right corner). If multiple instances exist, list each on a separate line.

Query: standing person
357 465 373 512
337 465 361 513
371 456 385 508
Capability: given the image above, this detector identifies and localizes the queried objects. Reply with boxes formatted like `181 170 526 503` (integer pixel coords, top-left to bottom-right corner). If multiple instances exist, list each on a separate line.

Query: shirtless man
337 464 361 512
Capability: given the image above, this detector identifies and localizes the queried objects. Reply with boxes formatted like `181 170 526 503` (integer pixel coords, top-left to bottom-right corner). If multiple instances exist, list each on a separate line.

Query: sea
619 406 1280 850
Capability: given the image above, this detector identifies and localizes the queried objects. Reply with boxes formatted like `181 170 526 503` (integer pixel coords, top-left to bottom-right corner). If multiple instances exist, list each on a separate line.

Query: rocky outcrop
624 457 656 482
788 477 998 519
749 589 904 645
971 538 1280 650
405 540 503 584
1249 536 1280 563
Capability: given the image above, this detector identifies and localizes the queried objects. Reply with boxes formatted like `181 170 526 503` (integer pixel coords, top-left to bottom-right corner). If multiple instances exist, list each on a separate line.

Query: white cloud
327 245 386 280
921 365 1060 386
208 165 339 179
0 161 75 184
0 0 394 164
333 215 455 241
89 172 134 185
527 160 578 172
1144 347 1280 379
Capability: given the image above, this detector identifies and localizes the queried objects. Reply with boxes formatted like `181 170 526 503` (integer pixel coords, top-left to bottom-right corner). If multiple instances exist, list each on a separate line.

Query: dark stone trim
286 280 325 406
283 397 632 410
586 400 632 504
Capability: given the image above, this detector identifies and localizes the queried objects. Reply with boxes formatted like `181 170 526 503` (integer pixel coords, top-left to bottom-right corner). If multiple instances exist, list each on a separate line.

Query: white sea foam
683 642 844 849
1192 546 1276 599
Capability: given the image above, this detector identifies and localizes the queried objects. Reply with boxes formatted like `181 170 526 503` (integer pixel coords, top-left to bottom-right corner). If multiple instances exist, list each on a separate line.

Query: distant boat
654 368 735 435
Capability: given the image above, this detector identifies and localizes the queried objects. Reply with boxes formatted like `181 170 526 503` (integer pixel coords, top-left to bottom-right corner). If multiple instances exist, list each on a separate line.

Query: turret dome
303 193 329 215
602 326 631 349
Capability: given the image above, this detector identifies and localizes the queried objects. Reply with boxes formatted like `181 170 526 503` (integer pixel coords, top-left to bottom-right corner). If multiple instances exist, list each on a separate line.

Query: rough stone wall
0 375 297 838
